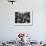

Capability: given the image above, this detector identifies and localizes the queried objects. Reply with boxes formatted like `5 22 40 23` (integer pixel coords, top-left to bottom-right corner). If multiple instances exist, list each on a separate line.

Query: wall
0 0 46 41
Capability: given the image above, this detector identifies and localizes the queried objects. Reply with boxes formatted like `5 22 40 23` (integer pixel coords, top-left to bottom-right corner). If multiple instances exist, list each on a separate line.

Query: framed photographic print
14 10 33 26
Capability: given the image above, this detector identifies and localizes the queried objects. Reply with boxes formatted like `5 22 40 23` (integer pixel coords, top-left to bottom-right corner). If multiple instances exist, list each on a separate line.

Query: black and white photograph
15 11 32 26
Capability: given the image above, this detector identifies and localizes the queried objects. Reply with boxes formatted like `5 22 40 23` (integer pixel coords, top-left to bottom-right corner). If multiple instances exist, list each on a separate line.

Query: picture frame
14 10 33 26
